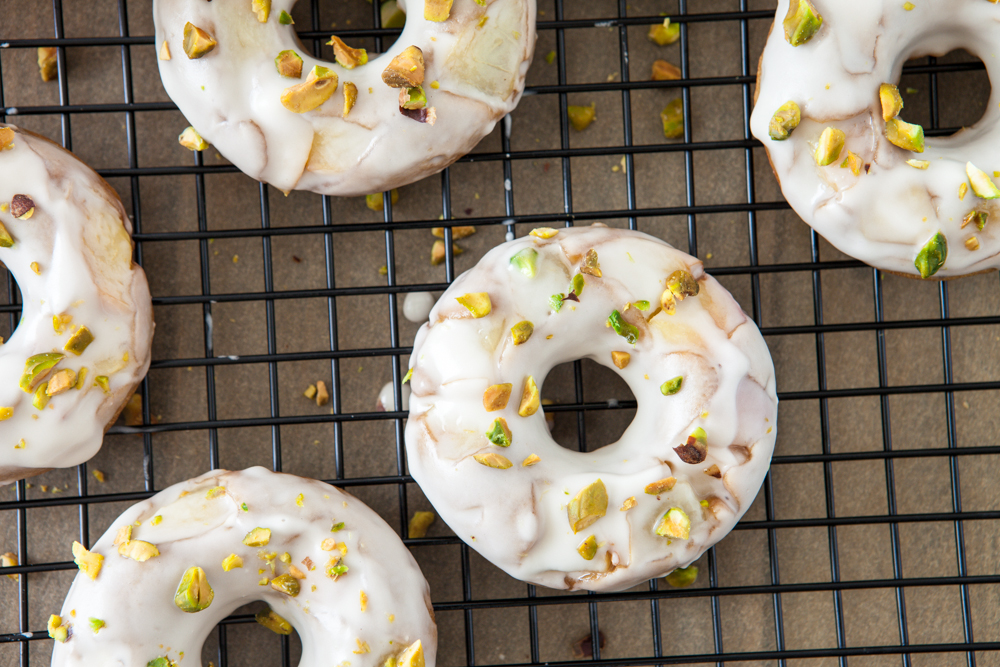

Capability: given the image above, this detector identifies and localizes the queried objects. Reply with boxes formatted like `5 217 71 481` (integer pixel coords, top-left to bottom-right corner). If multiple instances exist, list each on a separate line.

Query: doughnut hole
201 601 304 665
544 359 636 453
896 50 990 137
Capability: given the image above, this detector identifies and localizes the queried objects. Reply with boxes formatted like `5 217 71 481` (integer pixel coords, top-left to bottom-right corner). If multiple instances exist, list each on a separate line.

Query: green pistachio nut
549 293 564 312
243 527 272 547
366 189 400 211
64 326 94 355
666 270 699 299
660 376 683 395
510 248 539 277
32 382 49 410
275 50 303 78
768 100 800 141
252 0 271 22
408 511 436 538
456 292 492 317
568 104 596 132
270 572 301 596
47 615 68 643
571 274 585 296
577 535 598 560
0 221 14 248
814 127 845 166
648 18 680 46
174 566 214 612
486 417 512 447
256 608 293 634
655 507 690 539
782 0 823 46
608 309 640 344
20 352 64 392
279 9 294 24
400 86 427 110
88 617 106 633
473 452 513 469
634 300 650 311
885 118 924 153
182 23 216 59
280 66 338 114
879 83 903 121
661 98 684 139
567 479 609 533
966 162 1000 199
664 564 698 588
914 232 947 279
511 320 533 345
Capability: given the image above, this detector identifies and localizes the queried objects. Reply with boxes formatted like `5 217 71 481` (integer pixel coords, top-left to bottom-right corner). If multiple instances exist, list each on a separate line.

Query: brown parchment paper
3 0 1000 666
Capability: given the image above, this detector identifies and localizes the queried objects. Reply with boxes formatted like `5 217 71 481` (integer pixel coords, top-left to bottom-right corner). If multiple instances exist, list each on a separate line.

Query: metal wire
1 1 998 666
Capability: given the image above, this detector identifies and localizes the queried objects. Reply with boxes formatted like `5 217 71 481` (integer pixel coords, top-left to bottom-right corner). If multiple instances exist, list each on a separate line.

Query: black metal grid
3 1 1000 666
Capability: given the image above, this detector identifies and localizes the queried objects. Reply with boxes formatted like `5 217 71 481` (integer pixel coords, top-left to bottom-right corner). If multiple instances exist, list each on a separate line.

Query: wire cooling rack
4 0 1000 666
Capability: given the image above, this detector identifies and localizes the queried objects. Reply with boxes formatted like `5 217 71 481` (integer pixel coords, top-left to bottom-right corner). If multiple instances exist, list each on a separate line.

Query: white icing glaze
51 467 437 667
377 381 411 411
404 226 778 591
403 292 435 323
153 0 535 196
751 0 1000 277
0 125 153 484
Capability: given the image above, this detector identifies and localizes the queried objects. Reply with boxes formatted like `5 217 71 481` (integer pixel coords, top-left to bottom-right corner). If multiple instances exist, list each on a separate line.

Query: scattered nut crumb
316 381 330 406
304 384 318 400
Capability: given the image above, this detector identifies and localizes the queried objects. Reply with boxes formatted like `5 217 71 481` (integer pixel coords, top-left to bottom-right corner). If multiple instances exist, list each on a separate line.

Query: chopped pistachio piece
522 453 541 466
814 126 845 166
182 22 217 59
366 189 400 211
432 225 477 239
966 236 980 251
530 227 559 239
962 210 988 231
1 551 17 581
840 151 863 176
577 535 598 560
0 127 14 151
75 367 88 390
403 368 414 384
473 452 513 469
256 608 293 634
271 573 301 596
206 486 226 499
343 81 358 116
611 351 630 369
174 566 214 612
885 118 924 153
782 0 822 46
243 527 272 547
222 553 243 571
328 36 369 69
47 615 69 643
674 426 708 464
567 479 608 533
45 368 76 396
661 97 684 139
32 382 49 410
279 10 294 24
620 496 637 511
0 408 12 421
72 540 103 580
252 0 271 21
409 511 436 538
178 126 208 151
281 66 339 113
20 353 62 393
510 248 539 277
511 320 533 345
651 59 681 81
10 195 34 220
914 232 947 279
159 41 171 60
568 104 596 132
382 46 425 88
655 507 690 539
665 564 698 588
518 376 540 417
570 274 585 297
660 376 683 395
274 50 303 78
666 270 698 299
966 162 1000 199
0 220 13 248
608 309 639 344
118 539 159 561
37 47 58 82
634 300 650 310
768 101 800 141
645 477 676 495
88 617 105 633
430 239 463 265
486 417 512 447
64 326 94 355
424 0 454 21
581 248 602 277
94 375 110 393
304 384 317 400
879 83 903 121
549 293 564 312
456 292 491 317
398 639 426 667
648 18 680 46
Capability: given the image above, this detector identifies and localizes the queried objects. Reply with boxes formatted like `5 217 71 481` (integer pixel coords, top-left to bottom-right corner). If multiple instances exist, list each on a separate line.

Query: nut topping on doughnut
522 453 541 467
270 572 301 596
0 128 14 151
611 351 630 368
655 507 690 539
46 369 76 396
885 118 925 153
159 41 171 60
425 0 455 21
915 232 948 279
174 566 214 612
243 526 271 546
486 417 512 446
608 309 639 342
666 269 699 299
814 127 845 166
20 353 63 392
382 46 426 88
577 535 598 560
64 326 94 355
967 237 981 251
328 36 369 70
966 162 1000 199
620 497 637 511
281 66 338 114
841 151 862 176
72 541 103 580
474 452 513 469
10 194 34 220
879 83 904 121
344 82 358 116
660 375 683 395
182 22 216 59
768 101 800 141
456 292 491 317
178 126 208 151
483 383 512 411
221 553 242 570
510 248 539 276
257 607 292 634
511 320 534 344
517 376 540 416
400 86 428 110
962 210 988 230
274 50 303 78
581 248 602 277
567 479 609 533
252 0 271 22
674 427 708 464
782 0 822 46
530 227 559 239
118 539 159 562
644 478 676 495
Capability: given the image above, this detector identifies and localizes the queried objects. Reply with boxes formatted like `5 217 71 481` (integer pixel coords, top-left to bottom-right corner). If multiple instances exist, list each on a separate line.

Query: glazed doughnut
751 0 1000 278
404 225 777 591
50 467 437 667
153 0 535 196
0 124 153 485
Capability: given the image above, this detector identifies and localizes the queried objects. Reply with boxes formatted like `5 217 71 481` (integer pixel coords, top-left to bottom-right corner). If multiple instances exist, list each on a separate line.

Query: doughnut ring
752 0 1000 278
404 225 777 591
153 0 536 196
50 467 437 667
0 124 153 485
